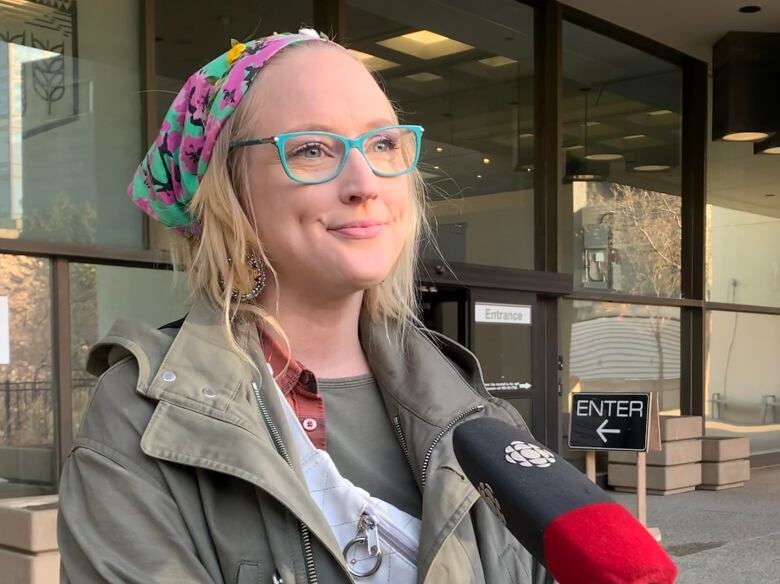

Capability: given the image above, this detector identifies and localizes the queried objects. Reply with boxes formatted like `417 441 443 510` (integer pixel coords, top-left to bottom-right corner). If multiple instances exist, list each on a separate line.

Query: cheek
388 181 412 223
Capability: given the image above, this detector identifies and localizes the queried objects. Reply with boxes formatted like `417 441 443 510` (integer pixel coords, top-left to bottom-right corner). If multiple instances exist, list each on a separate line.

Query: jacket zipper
420 404 485 489
393 416 418 485
251 382 319 584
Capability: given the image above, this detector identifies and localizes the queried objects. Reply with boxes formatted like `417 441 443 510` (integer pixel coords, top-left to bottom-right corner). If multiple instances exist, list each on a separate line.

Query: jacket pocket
235 560 261 584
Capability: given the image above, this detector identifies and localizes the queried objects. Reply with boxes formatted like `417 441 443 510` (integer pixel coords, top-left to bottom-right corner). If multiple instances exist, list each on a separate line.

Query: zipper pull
344 511 383 577
364 514 380 557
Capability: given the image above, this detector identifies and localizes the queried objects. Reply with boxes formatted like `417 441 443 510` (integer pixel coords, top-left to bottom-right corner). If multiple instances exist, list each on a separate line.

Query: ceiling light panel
347 49 399 72
378 30 474 60
478 56 517 67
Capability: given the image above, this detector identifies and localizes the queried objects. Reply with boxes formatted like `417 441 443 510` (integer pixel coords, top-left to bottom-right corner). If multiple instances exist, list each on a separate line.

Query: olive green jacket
58 299 548 584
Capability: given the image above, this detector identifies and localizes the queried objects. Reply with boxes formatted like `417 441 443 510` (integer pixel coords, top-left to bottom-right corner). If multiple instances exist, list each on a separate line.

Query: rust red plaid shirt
260 328 327 450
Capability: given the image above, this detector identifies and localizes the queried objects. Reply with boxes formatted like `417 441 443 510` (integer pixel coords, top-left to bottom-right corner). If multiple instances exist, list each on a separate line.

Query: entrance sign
568 393 650 451
474 302 531 325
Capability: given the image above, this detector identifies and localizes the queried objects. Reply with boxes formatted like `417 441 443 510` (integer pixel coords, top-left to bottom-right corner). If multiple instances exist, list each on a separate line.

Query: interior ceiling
558 0 780 63
559 0 780 217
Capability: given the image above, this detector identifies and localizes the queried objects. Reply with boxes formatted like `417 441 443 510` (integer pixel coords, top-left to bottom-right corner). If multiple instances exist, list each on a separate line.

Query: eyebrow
282 119 398 134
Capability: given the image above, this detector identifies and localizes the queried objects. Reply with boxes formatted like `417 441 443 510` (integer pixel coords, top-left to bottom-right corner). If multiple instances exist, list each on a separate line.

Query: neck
259 283 370 379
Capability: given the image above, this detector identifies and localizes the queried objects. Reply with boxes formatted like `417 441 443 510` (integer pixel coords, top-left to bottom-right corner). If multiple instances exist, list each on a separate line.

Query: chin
337 262 395 291
348 270 392 291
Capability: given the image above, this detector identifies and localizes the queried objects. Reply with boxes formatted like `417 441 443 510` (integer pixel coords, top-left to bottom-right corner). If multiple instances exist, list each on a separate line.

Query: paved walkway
610 465 780 583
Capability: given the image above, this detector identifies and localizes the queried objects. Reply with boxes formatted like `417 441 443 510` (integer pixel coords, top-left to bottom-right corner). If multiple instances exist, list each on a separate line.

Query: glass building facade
1 0 779 499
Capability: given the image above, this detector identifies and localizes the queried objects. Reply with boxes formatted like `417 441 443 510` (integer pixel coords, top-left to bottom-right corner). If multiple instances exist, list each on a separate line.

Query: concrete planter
608 438 702 466
701 437 750 462
0 496 59 584
660 415 703 442
698 459 751 491
0 548 59 584
609 462 702 495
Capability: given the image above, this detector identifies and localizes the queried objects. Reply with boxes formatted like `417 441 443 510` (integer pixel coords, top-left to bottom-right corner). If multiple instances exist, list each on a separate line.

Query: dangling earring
223 251 267 303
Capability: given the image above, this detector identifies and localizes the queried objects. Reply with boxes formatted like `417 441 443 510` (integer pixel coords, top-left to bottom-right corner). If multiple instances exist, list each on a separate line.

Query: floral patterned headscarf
128 29 339 233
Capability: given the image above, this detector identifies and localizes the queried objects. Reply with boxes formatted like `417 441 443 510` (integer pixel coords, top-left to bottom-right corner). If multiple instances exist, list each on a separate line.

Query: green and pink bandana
128 29 338 233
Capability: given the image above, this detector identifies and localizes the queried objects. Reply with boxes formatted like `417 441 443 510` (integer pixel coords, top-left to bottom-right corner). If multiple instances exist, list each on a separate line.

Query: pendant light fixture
713 32 780 142
754 132 780 155
565 87 604 182
629 145 679 172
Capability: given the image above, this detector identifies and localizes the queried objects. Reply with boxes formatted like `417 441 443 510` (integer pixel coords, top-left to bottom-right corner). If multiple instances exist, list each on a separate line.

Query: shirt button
302 418 318 432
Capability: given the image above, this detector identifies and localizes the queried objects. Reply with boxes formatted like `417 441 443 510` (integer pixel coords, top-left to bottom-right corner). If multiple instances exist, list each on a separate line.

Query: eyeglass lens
282 127 418 182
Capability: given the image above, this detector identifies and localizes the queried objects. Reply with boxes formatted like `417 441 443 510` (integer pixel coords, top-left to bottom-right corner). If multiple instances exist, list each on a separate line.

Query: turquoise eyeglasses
230 124 424 185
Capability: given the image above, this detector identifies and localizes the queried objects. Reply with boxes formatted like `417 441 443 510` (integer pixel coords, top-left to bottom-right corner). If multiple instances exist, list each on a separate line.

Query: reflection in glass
0 254 55 498
706 311 780 454
0 1 144 247
571 181 681 297
559 22 682 297
346 0 535 269
706 80 780 308
70 264 187 436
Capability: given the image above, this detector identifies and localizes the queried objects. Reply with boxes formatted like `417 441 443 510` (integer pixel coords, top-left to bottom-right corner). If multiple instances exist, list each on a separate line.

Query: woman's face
245 46 412 300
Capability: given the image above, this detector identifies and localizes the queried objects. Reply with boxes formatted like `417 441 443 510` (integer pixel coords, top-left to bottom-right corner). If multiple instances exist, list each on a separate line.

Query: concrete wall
708 206 780 308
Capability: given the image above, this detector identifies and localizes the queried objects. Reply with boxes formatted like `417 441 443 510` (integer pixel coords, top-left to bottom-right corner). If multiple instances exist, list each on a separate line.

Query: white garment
271 373 421 582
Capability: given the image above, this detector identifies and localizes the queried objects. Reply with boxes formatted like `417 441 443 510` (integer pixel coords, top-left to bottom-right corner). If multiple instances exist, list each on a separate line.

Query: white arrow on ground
596 419 621 443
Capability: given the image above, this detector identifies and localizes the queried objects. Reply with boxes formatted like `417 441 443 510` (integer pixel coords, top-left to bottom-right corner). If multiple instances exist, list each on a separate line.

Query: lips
328 220 385 239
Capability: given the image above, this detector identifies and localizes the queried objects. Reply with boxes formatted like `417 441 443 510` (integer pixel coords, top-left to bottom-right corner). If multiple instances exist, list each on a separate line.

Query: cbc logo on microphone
504 441 556 468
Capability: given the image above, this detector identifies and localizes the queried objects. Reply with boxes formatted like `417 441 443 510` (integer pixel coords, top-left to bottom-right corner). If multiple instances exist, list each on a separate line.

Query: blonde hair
169 42 430 357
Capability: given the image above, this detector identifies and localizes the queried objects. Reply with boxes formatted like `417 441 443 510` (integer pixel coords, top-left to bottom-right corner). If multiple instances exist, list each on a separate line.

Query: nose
337 146 380 204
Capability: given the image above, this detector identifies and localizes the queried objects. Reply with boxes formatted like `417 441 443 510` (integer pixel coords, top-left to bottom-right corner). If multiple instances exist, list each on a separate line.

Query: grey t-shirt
318 374 422 519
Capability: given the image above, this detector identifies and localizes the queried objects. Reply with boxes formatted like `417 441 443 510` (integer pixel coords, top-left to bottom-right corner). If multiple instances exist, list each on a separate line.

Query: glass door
421 285 548 439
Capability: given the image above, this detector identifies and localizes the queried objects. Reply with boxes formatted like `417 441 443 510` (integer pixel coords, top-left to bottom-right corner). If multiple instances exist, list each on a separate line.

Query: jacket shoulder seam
72 436 172 496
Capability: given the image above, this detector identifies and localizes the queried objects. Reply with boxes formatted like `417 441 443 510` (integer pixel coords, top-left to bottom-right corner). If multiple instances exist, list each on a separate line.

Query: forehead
248 45 396 135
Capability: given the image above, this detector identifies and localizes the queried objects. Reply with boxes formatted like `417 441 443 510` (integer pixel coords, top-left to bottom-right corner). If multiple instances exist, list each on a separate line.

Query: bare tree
588 182 682 410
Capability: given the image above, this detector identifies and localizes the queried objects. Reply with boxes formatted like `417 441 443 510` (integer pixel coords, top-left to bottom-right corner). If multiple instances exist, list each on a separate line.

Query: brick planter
698 437 750 490
609 438 701 466
609 462 702 495
608 416 703 495
0 496 59 584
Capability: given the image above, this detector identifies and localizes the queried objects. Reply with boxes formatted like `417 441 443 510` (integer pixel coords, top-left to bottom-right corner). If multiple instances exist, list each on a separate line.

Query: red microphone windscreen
543 501 678 584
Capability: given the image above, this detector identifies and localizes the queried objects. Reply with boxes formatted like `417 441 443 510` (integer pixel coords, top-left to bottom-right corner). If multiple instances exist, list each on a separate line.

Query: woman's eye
290 143 326 158
371 137 398 153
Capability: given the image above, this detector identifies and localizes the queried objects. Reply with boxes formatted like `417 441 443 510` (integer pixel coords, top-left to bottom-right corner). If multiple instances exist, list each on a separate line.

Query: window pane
346 0 535 269
70 264 187 436
0 254 55 498
706 311 780 454
707 84 780 308
559 23 682 298
0 1 144 247
559 300 681 463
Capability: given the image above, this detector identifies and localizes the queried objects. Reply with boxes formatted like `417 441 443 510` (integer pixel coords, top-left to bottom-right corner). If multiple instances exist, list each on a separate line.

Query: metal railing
1 377 94 445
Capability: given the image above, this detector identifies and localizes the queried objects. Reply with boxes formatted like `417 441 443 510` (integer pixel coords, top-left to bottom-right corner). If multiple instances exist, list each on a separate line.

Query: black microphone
453 417 677 584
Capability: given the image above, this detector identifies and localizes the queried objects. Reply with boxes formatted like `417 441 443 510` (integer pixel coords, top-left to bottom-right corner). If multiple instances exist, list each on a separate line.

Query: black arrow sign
568 393 650 452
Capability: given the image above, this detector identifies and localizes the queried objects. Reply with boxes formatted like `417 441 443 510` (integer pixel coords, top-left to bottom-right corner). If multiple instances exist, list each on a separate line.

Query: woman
58 29 544 584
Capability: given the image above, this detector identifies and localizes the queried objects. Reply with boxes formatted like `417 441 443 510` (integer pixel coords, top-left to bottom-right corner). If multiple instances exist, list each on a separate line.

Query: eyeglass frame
229 124 424 185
